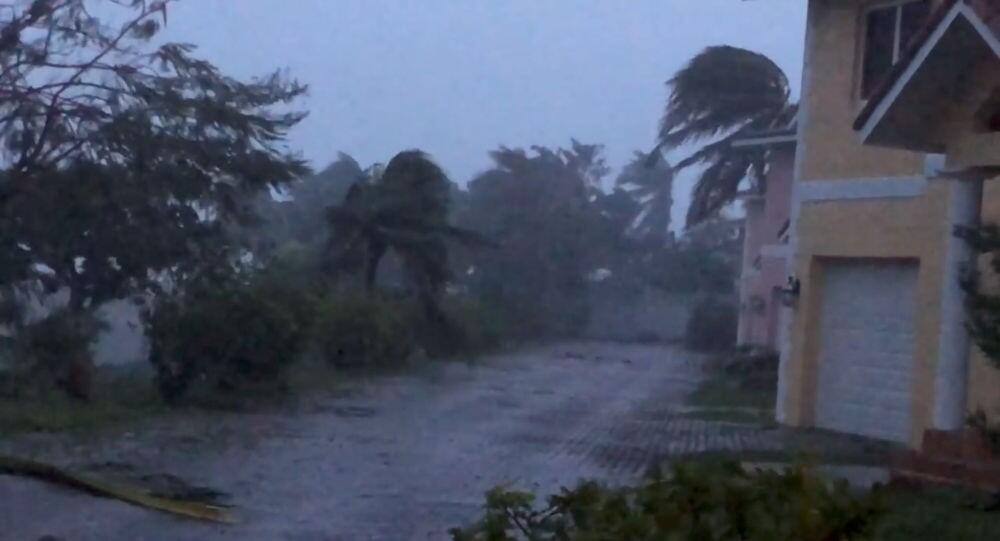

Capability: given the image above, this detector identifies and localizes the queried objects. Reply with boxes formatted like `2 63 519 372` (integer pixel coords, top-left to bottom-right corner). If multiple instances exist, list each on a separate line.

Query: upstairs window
860 0 931 99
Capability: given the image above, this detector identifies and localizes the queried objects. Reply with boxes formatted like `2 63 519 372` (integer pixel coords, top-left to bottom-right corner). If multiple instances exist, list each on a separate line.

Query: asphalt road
1 342 785 540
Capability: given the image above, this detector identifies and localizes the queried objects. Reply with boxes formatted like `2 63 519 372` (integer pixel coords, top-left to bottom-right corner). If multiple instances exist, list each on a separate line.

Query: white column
932 169 984 430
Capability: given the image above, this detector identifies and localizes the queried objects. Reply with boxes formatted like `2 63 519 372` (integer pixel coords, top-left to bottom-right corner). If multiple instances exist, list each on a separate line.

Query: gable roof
854 0 1000 134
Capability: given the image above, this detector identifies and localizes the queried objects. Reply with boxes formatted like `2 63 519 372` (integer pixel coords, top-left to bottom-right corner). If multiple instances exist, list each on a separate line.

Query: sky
163 0 807 231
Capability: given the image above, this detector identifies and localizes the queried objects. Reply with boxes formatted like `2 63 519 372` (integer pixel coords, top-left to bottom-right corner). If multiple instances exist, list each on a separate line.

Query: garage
814 259 918 443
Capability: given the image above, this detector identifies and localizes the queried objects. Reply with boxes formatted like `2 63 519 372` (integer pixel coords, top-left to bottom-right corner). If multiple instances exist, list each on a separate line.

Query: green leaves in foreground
451 460 885 541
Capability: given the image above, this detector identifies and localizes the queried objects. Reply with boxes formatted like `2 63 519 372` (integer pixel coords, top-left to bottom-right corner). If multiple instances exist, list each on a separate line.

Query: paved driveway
1 342 791 540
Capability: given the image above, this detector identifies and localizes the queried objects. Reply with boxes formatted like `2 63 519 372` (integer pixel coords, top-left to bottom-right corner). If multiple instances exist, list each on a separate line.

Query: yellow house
778 0 1000 446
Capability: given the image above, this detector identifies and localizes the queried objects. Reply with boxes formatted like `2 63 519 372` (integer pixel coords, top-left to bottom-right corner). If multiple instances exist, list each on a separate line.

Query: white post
932 168 984 430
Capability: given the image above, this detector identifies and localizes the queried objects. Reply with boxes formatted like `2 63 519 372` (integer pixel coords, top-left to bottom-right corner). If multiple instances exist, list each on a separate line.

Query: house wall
738 146 795 349
782 0 958 446
936 56 1000 169
797 0 934 182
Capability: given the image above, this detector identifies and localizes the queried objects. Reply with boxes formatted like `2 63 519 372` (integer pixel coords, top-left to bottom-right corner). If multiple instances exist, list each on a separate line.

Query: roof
854 0 1000 132
731 126 797 148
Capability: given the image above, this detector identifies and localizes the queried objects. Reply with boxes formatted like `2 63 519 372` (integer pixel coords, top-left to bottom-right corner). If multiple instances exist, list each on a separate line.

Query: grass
683 369 777 425
0 364 165 436
0 356 355 435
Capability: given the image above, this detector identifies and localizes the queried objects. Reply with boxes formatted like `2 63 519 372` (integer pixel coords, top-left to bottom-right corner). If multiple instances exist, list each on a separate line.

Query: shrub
313 294 413 369
451 460 886 540
445 296 516 353
11 310 105 400
145 273 315 401
967 409 1000 456
684 296 737 352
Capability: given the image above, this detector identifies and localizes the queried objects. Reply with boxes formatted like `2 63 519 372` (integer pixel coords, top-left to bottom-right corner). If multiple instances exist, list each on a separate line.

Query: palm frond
0 455 235 523
659 46 791 148
685 151 756 227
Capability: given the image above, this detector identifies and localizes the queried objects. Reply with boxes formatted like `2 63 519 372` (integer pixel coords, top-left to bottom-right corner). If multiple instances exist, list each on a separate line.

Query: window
860 0 931 99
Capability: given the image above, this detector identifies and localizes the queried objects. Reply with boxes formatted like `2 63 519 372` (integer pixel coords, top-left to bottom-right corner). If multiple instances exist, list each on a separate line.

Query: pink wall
738 145 795 349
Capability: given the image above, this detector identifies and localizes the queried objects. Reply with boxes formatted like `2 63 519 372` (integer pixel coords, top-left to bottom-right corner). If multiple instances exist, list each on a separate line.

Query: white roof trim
858 2 1000 144
960 2 1000 58
731 134 798 148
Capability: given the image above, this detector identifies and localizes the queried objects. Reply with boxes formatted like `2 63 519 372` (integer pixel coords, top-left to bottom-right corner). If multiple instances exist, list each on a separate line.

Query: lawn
0 364 164 436
0 359 350 436
683 362 777 425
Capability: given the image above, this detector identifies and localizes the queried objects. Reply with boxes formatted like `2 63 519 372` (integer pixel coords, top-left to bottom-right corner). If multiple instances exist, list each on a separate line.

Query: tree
325 150 488 306
0 1 308 398
0 0 309 315
251 152 365 256
615 149 674 242
457 142 612 336
658 46 796 227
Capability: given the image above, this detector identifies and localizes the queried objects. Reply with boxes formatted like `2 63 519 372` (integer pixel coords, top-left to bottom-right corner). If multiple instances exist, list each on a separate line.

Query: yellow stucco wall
797 0 935 182
783 181 951 445
936 57 1000 169
782 0 992 446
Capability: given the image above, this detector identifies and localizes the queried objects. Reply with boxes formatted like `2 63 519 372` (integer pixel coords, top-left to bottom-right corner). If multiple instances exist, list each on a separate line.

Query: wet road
0 342 784 540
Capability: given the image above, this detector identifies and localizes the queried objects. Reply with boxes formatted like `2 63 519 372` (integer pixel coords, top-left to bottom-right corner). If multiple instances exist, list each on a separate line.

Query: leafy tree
0 0 309 315
252 152 366 256
658 46 796 226
457 142 611 336
0 1 308 398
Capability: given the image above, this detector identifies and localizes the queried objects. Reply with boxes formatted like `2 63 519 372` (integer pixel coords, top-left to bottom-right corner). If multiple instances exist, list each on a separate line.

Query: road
1 342 789 540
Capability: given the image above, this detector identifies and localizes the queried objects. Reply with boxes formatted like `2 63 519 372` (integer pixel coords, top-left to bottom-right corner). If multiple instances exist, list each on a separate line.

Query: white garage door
815 260 917 443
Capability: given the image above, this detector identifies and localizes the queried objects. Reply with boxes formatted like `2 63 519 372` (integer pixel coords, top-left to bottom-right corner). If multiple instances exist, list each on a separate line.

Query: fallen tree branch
0 454 236 523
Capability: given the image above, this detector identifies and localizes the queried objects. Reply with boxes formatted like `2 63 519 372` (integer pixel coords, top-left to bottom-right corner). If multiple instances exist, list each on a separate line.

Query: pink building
733 126 796 351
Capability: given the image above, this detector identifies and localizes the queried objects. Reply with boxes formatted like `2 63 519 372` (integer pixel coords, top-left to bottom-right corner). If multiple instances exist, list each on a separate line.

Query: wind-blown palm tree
616 149 675 241
658 46 797 227
325 150 491 301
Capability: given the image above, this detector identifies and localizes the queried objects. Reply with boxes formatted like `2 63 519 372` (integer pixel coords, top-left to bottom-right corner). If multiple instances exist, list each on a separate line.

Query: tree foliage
659 46 796 227
0 0 309 314
252 152 365 256
615 149 674 241
456 142 615 336
957 224 1000 368
325 150 488 295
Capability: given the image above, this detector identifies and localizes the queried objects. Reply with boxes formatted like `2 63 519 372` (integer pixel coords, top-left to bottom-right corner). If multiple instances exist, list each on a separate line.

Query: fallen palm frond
0 454 236 524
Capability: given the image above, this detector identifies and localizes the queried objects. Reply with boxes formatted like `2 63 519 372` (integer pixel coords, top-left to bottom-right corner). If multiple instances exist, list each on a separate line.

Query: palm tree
325 150 491 300
658 46 796 227
616 149 675 242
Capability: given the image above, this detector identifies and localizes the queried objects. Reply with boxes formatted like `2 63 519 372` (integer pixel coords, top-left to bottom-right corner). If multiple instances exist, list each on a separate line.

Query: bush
451 460 885 540
145 273 315 401
9 310 105 400
314 294 413 369
684 296 737 352
444 296 516 353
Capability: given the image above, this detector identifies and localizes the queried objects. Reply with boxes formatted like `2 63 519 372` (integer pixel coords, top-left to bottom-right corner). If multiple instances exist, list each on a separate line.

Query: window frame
857 0 930 102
